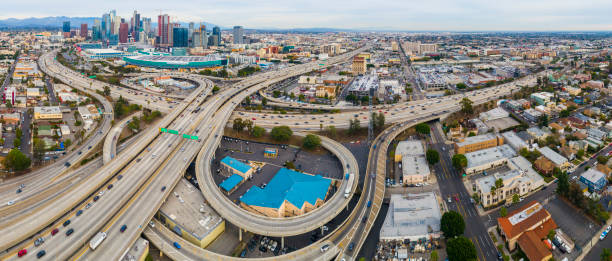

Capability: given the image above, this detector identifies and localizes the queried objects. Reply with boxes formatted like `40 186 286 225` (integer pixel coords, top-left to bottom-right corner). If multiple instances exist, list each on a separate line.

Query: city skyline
1 0 612 31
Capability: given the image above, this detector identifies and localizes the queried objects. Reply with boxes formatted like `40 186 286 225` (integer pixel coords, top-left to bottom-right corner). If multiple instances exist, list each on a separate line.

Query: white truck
89 232 107 250
344 173 354 198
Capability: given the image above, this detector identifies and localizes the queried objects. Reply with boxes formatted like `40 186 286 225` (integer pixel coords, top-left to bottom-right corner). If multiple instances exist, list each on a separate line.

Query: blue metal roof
221 156 252 174
240 168 332 209
220 174 244 192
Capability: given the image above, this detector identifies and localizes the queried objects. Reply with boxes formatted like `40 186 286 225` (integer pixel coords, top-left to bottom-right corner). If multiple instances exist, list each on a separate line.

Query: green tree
426 149 440 165
461 98 474 114
452 154 468 170
447 236 477 261
348 118 361 135
430 250 438 261
547 229 556 240
597 156 609 165
64 138 72 148
270 126 293 142
512 194 520 204
601 248 611 261
441 211 465 238
327 125 337 138
103 86 111 96
251 126 265 138
500 207 508 217
261 97 268 106
576 149 585 159
4 148 31 171
233 118 244 132
212 85 220 93
556 171 570 197
456 83 467 89
415 123 430 135
33 138 46 162
495 178 504 189
13 138 21 148
302 134 322 150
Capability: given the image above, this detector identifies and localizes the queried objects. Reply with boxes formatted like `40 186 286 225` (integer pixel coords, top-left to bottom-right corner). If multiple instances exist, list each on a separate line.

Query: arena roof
123 55 228 69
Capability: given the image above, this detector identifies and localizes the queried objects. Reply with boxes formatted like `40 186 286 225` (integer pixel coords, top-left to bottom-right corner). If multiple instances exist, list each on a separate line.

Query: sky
2 0 612 31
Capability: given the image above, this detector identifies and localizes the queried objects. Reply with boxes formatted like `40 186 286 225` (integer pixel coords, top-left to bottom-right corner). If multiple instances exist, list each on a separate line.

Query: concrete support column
281 237 284 249
239 228 242 241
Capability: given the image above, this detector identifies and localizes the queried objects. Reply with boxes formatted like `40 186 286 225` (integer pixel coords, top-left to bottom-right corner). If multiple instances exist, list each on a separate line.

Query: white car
7 201 14 206
320 244 329 253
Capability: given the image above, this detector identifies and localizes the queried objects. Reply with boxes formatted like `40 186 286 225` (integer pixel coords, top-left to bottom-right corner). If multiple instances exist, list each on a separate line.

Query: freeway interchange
0 44 543 261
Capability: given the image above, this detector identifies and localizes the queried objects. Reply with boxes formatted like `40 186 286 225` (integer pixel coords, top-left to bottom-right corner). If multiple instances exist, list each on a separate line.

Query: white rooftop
502 131 529 150
580 168 606 184
380 193 441 241
466 144 517 169
537 147 568 166
402 156 430 177
480 107 509 122
396 140 425 157
508 202 543 226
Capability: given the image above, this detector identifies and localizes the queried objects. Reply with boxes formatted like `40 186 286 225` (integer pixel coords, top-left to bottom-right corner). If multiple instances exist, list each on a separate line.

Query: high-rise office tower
131 11 140 41
62 21 71 38
119 23 129 43
188 22 194 43
213 26 221 46
192 24 207 48
158 14 170 46
233 26 244 44
102 13 110 40
172 27 188 47
80 24 88 38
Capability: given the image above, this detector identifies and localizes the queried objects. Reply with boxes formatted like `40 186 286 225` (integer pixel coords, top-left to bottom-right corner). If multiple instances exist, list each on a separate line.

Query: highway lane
230 69 547 131
0 51 114 208
103 111 143 164
0 67 212 253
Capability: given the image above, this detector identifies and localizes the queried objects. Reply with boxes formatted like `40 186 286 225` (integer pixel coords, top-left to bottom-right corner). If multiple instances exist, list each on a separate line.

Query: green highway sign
168 130 179 135
89 75 96 79
182 134 190 139
160 128 168 133
190 135 199 140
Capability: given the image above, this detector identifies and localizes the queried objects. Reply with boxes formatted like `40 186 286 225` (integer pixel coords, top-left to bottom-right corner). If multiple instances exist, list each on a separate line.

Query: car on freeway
34 237 44 246
173 242 181 249
348 242 355 251
51 228 59 236
76 210 83 216
120 224 128 233
63 220 71 227
93 196 100 201
117 175 123 180
107 184 113 190
17 249 27 257
36 250 46 258
320 244 330 253
161 186 167 192
601 226 612 240
65 228 74 236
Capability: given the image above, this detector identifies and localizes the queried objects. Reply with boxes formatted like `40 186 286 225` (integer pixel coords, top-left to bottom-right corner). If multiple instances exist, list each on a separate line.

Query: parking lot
545 196 600 261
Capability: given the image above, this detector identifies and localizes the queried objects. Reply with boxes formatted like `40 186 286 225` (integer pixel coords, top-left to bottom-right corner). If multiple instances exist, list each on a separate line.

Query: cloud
1 0 611 30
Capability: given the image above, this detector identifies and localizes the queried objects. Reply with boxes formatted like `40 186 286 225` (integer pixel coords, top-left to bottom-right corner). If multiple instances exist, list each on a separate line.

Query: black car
64 162 71 167
120 224 127 233
107 184 113 190
37 250 46 258
93 195 100 201
63 220 71 227
65 228 74 236
348 242 355 251
161 186 166 192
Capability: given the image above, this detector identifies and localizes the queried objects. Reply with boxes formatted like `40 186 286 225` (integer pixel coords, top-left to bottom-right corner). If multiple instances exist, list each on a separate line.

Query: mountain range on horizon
0 16 356 33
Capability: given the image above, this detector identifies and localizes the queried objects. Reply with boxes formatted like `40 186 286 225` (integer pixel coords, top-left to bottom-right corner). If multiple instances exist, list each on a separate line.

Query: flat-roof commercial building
34 106 62 120
220 156 253 179
498 201 557 260
465 145 517 175
77 104 100 120
352 56 366 75
454 133 504 154
394 140 425 162
240 168 332 218
480 107 509 122
380 193 442 241
395 140 430 185
124 55 228 69
502 131 529 151
157 178 225 248
347 75 378 98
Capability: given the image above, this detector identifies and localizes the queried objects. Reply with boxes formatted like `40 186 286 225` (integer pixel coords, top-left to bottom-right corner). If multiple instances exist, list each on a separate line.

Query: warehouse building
34 106 62 120
394 140 430 185
465 145 517 175
380 193 442 241
157 178 225 249
501 131 529 151
454 133 504 154
220 156 253 179
240 168 332 218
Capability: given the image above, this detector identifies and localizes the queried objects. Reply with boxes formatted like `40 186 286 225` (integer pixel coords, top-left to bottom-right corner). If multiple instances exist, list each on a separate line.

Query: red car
17 249 27 257
454 195 459 202
51 228 59 236
252 118 256 120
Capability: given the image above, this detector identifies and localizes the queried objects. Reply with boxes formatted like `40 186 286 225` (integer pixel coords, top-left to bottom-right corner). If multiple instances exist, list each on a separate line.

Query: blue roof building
240 168 332 217
220 156 253 178
219 174 244 194
580 168 607 192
